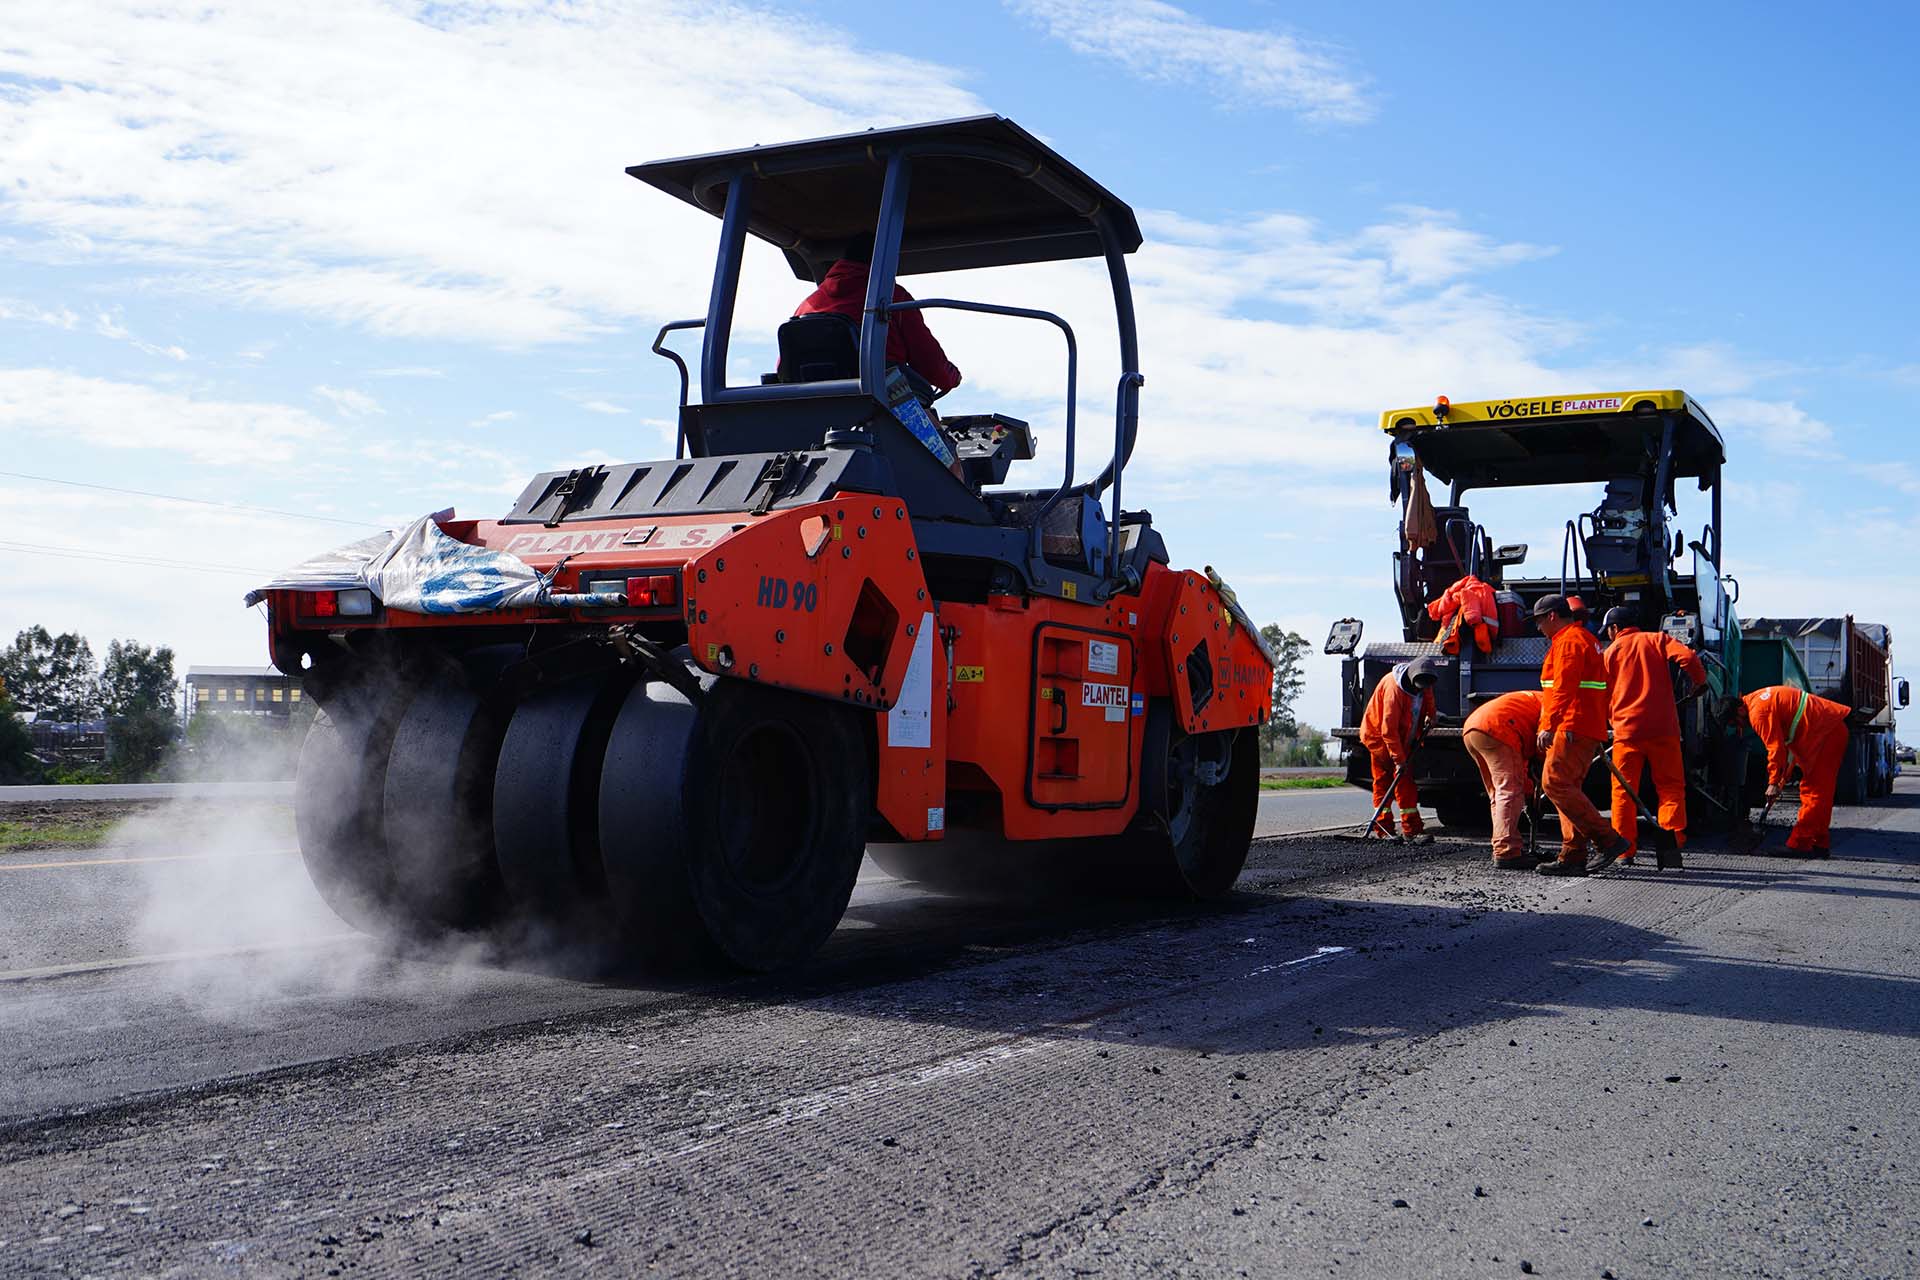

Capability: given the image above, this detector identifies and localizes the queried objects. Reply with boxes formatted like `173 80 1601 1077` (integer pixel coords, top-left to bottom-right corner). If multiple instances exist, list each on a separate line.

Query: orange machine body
264 507 1272 850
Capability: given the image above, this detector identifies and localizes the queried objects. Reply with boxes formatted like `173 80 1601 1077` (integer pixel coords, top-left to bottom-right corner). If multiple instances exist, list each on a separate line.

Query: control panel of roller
943 413 1036 487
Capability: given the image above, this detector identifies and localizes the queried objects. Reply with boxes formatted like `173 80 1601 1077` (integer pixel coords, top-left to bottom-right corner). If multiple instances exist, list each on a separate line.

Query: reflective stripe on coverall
1743 686 1852 852
1462 690 1544 863
1605 628 1708 853
1359 667 1434 835
1538 624 1612 860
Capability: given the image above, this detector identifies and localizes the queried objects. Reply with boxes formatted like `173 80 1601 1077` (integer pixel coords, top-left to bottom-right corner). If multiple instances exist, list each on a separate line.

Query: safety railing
650 318 707 457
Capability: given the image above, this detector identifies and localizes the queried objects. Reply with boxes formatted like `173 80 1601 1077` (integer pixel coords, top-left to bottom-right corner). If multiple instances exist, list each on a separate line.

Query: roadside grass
1259 775 1349 791
0 817 118 853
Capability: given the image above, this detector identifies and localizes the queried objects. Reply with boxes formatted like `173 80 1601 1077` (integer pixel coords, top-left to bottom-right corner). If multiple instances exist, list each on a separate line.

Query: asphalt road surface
2 781 1916 1277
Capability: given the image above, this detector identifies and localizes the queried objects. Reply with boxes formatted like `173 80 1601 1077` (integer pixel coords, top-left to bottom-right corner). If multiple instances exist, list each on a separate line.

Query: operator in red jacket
1739 685 1852 855
1428 574 1498 656
1600 608 1707 862
795 236 963 393
1533 595 1632 876
1359 659 1438 839
1462 689 1545 868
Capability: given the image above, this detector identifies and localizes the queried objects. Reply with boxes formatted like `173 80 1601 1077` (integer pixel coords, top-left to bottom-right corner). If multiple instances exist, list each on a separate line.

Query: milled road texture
1 783 1916 1277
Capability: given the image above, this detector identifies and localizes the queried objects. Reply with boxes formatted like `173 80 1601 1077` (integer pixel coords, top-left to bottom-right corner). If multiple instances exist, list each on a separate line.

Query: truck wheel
1836 737 1866 806
1433 789 1492 833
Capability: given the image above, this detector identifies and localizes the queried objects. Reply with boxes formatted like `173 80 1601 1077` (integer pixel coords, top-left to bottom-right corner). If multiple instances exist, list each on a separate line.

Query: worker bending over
1359 659 1438 839
1428 572 1498 656
1739 685 1852 856
1461 689 1544 869
1600 608 1707 863
1533 595 1632 876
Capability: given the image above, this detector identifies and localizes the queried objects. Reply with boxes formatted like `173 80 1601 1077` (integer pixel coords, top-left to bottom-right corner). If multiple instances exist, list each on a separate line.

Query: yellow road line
0 935 364 984
0 848 296 872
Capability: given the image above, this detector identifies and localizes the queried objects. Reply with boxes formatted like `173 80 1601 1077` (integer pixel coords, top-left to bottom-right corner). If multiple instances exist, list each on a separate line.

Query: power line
0 539 271 579
0 469 385 529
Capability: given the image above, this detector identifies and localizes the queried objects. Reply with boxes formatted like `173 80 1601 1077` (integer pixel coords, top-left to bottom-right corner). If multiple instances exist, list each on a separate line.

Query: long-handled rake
1359 757 1408 842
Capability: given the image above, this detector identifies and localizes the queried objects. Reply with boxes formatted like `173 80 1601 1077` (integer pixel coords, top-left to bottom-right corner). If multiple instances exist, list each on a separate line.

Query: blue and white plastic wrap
245 515 548 614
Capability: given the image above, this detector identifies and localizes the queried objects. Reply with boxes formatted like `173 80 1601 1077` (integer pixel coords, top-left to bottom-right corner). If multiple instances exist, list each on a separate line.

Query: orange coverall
1428 575 1498 656
1538 624 1613 860
1359 670 1435 836
1743 686 1852 852
1604 627 1707 854
1462 690 1544 864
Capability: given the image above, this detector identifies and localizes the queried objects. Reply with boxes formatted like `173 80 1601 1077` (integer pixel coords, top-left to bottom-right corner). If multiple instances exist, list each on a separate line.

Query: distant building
27 717 108 764
185 666 302 724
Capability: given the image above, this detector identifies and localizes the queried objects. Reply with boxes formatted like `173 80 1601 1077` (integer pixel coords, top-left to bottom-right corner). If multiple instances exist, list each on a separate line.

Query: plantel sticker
1082 682 1128 723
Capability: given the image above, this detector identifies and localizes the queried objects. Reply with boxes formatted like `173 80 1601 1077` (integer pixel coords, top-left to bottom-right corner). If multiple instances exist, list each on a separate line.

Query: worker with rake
1359 658 1439 840
1737 685 1851 856
1600 608 1706 864
1461 689 1545 869
1532 596 1633 876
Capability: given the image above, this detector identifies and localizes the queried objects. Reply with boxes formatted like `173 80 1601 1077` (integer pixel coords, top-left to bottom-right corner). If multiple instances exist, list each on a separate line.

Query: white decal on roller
1088 639 1120 675
886 612 936 749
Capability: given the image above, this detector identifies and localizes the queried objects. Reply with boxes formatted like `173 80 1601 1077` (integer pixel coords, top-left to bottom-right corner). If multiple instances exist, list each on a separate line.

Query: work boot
1492 857 1535 871
1588 832 1632 873
1537 857 1589 877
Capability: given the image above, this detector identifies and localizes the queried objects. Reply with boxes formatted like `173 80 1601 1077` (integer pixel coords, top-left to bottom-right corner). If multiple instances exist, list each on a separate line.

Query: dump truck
1740 617 1906 801
1328 392 1751 831
250 116 1273 971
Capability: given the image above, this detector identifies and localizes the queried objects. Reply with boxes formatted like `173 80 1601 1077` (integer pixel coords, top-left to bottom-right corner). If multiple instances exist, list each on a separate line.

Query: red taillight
309 590 339 617
625 573 678 607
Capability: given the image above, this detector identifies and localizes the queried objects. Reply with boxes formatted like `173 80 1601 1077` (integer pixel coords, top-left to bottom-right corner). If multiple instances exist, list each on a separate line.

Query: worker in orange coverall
1428 574 1498 656
1359 659 1439 840
1532 595 1632 876
1739 685 1853 855
1461 689 1544 869
1600 608 1707 863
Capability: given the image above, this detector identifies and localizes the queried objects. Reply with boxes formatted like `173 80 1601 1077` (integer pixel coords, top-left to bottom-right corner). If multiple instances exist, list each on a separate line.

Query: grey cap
1601 606 1636 633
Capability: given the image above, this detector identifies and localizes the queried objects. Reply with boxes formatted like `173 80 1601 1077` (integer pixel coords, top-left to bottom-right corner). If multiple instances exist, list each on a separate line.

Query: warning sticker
886 612 936 749
1088 639 1120 676
955 665 985 683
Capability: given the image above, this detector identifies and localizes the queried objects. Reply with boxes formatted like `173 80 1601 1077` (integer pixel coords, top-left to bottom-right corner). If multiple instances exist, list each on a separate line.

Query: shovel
1359 757 1408 842
1732 789 1780 855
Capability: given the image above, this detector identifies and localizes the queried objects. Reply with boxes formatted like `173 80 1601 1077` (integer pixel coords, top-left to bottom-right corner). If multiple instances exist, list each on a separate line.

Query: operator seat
776 313 858 383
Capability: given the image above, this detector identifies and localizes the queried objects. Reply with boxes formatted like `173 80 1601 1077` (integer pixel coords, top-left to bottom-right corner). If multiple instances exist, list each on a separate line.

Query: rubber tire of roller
380 672 509 934
294 694 411 936
599 677 868 972
493 672 633 947
1137 704 1258 899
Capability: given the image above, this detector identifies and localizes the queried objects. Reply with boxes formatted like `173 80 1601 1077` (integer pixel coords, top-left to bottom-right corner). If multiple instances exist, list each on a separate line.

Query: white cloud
1712 398 1837 458
0 0 986 346
313 385 383 417
0 368 330 464
1007 0 1373 124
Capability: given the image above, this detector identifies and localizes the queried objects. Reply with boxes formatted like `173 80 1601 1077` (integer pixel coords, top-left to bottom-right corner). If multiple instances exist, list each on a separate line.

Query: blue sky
3 0 1916 730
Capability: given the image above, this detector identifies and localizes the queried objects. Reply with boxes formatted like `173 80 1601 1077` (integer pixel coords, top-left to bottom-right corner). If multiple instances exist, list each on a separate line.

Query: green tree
99 640 179 781
0 688 41 784
0 626 101 720
1257 625 1310 764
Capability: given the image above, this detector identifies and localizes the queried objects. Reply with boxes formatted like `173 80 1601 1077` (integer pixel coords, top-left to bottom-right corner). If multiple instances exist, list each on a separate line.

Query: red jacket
1464 690 1544 759
1359 671 1434 761
1604 627 1706 742
1427 574 1497 628
1538 624 1609 740
795 260 962 392
1743 686 1851 786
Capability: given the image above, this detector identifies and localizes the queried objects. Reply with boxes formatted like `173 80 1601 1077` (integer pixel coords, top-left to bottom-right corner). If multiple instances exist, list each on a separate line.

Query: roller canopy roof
627 115 1142 280
1380 390 1726 489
